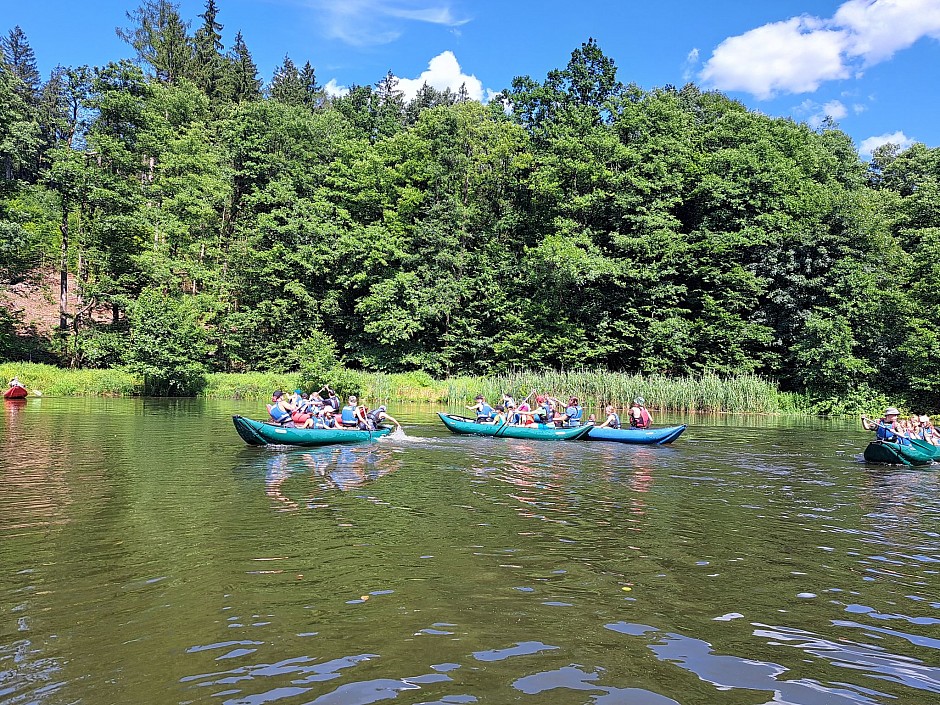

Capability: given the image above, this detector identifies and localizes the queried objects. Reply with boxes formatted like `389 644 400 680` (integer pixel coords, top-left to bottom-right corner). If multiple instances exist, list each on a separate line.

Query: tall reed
443 370 803 414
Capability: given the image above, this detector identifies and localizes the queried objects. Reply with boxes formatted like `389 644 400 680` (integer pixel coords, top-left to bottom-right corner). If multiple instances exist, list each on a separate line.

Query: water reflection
250 444 405 512
2 401 940 705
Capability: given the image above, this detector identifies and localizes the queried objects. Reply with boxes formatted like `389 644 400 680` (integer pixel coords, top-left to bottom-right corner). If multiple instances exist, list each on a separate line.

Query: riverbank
0 362 805 413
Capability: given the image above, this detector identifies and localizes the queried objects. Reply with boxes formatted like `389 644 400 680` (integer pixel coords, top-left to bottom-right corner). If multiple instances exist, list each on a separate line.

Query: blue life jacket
532 403 551 423
875 419 910 445
875 419 895 441
476 403 494 421
565 405 582 426
607 413 621 429
268 402 291 424
340 405 357 426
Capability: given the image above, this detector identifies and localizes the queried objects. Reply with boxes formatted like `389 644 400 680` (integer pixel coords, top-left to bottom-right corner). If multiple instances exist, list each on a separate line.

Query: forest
1 0 939 410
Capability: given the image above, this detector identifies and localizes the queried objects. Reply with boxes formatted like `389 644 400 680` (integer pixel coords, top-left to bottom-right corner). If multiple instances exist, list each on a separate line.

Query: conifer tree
299 61 320 109
116 0 193 84
0 26 41 101
268 55 305 105
192 0 224 99
222 30 261 102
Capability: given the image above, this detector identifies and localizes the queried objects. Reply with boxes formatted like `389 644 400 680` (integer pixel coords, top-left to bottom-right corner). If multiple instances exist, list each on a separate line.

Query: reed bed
444 370 803 414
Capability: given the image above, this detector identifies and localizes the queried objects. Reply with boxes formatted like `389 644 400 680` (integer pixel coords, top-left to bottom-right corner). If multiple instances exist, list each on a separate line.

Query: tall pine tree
191 0 224 100
222 30 261 103
1 26 41 101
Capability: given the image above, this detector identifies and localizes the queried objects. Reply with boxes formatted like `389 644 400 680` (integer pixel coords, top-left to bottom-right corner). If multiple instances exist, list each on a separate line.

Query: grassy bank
1 362 805 413
0 362 140 396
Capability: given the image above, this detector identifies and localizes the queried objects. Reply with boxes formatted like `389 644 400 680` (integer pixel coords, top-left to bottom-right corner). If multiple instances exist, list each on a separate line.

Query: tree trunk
59 202 69 330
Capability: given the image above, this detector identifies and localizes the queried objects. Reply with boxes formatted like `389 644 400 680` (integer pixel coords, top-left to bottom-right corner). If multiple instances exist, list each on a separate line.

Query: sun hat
919 414 930 424
884 407 900 416
294 389 302 394
378 405 387 412
349 395 357 403
634 397 645 405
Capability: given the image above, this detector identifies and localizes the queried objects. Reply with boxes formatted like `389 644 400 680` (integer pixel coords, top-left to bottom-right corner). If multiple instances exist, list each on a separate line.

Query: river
1 398 938 705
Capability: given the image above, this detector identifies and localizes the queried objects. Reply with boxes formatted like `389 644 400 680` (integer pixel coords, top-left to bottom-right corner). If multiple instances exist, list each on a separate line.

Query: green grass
0 362 807 413
0 362 140 396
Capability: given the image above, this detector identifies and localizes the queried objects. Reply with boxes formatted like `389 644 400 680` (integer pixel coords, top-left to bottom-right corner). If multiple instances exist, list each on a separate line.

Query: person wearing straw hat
916 414 940 445
861 407 906 443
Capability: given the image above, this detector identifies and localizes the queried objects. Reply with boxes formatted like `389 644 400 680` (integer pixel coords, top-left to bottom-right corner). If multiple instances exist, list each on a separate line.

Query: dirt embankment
1 268 111 336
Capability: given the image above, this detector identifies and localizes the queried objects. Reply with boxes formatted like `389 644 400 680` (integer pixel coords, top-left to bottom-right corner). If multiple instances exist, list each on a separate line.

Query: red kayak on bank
4 386 28 400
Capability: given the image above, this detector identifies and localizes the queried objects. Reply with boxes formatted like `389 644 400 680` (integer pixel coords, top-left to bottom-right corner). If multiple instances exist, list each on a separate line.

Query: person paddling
339 396 360 428
918 415 940 445
366 405 401 431
267 390 296 426
467 395 495 423
563 397 583 427
861 407 909 445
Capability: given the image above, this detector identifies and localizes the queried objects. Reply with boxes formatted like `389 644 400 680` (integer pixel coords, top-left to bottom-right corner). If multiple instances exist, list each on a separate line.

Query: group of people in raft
466 392 652 429
267 386 401 432
861 407 940 445
265 387 654 432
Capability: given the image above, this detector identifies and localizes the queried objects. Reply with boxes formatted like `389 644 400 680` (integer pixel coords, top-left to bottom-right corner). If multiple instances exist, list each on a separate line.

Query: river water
1 398 938 705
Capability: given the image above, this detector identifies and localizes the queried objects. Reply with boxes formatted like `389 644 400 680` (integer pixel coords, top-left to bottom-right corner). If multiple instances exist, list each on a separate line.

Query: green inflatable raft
863 439 936 466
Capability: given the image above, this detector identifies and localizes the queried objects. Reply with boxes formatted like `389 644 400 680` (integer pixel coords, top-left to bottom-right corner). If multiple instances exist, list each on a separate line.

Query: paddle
862 417 908 443
908 437 940 459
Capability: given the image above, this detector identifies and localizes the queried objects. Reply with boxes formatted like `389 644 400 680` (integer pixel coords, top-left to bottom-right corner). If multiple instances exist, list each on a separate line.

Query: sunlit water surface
1 398 938 705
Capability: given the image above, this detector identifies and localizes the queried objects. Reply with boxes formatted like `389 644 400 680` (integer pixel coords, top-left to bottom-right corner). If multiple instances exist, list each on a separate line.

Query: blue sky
4 0 940 156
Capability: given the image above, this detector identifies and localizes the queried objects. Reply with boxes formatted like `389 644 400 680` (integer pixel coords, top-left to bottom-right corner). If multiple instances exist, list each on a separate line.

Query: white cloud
700 17 848 99
835 0 940 63
700 0 940 98
816 99 848 127
307 1 470 46
859 130 915 157
323 78 349 97
794 98 850 128
682 48 699 82
395 51 487 102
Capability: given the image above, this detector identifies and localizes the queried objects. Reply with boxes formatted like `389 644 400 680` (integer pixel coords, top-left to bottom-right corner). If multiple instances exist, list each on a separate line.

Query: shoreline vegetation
3 17 938 415
1 362 803 413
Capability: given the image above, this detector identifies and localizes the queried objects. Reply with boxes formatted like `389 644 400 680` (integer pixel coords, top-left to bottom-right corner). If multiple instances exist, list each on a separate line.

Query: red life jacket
631 407 652 429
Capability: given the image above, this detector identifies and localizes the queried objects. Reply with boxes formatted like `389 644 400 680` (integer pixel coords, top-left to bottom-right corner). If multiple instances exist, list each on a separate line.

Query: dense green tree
0 26 41 101
117 0 193 84
221 30 261 103
124 286 209 394
191 0 225 101
0 60 40 182
268 55 305 106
